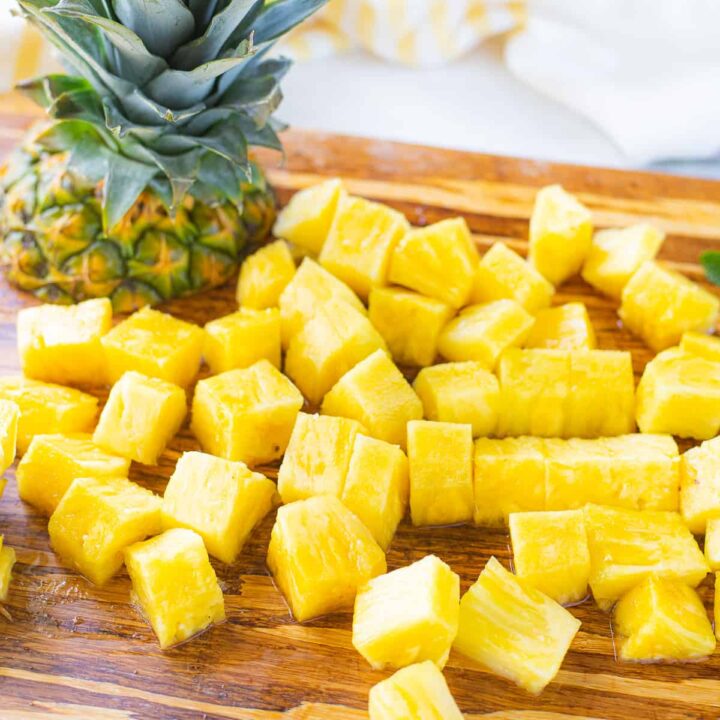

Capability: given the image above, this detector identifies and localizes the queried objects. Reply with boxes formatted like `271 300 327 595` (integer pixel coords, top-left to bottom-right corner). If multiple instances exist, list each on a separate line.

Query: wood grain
2 97 720 719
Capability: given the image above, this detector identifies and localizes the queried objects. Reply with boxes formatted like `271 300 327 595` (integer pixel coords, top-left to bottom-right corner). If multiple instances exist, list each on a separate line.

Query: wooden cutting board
2 97 720 720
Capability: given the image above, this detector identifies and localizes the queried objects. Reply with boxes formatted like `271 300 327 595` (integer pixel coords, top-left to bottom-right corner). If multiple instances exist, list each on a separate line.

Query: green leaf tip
701 250 720 287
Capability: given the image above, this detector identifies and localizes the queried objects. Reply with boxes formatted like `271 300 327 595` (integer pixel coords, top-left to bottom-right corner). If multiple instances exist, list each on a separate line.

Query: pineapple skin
236 240 296 310
0 400 19 476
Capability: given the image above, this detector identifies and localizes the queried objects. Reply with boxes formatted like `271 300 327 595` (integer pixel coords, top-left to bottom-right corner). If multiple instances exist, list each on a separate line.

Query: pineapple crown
16 0 327 228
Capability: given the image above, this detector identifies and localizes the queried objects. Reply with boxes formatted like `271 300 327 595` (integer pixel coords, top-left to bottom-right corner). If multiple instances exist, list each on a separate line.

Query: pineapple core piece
509 510 590 605
94 371 186 465
101 306 204 387
0 400 19 476
453 556 581 695
203 308 281 374
236 240 296 310
320 195 408 299
582 223 665 299
529 184 593 286
0 539 16 601
705 519 720 570
524 302 596 350
584 504 708 610
353 554 459 670
620 261 720 352
368 287 454 367
125 528 225 649
49 476 162 586
408 420 474 527
163 452 276 564
472 241 554 312
368 661 463 720
267 495 386 622
389 217 479 309
17 297 112 386
273 178 346 254
192 360 303 466
680 436 720 534
613 576 715 661
321 349 422 449
17 433 130 516
414 361 499 438
680 331 720 361
438 300 534 368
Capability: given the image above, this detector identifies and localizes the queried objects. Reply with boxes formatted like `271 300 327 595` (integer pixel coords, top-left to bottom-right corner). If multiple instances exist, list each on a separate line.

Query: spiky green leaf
111 0 195 56
188 0 221 32
103 153 158 229
252 0 327 43
701 251 720 287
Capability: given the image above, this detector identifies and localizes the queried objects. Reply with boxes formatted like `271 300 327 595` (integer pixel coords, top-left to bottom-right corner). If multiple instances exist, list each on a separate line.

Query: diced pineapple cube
368 287 454 367
203 308 281 374
613 576 715 661
680 331 720 361
125 528 225 649
236 240 296 309
49 476 162 585
408 420 473 527
94 371 186 465
101 306 204 387
0 542 15 601
353 555 459 670
472 241 554 312
0 400 18 475
524 302 596 350
706 519 720 570
162 451 276 564
453 556 581 694
17 298 112 386
267 495 386 622
680 437 720 533
389 217 479 308
620 261 720 352
192 360 303 466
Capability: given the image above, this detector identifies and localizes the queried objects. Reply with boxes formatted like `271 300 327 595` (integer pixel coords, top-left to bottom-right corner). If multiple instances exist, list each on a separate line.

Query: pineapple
680 437 720 534
414 362 499 438
453 556 581 695
17 298 112 386
0 540 15 602
192 360 303 467
17 433 130 516
619 261 720 351
162 452 276 564
93 371 187 465
716 574 720 642
352 555 459 670
438 300 534 368
706 519 720 570
509 510 590 605
524 302 596 350
267 495 386 622
125 528 225 649
613 576 715 661
407 420 474 527
0 400 19 476
582 224 665 299
321 350 422 449
203 308 281 374
236 240 296 310
368 287 454 367
680 331 720 361
48 476 162 586
529 184 593 286
472 241 554 312
389 217 479 308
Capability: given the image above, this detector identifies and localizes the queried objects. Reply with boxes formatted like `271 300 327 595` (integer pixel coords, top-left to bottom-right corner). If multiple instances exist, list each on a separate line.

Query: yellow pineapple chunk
680 331 720 361
706 519 720 570
529 184 593 286
472 241 554 312
414 362 499 438
101 306 204 387
236 240 296 309
524 302 596 350
203 308 281 373
267 495 386 622
162 451 276 564
17 298 112 386
368 661 463 720
352 555 459 670
341 434 408 551
320 195 408 299
273 178 346 254
453 556 580 695
49 476 162 585
17 433 130 516
192 360 303 466
613 576 715 661
0 541 16 602
0 400 19 475
620 261 720 352
389 217 478 309
94 371 186 465
716 574 720 641
582 223 665 299
510 510 590 605
125 528 225 649
368 287 454 367
584 504 708 610
408 420 473 527
680 437 720 533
